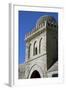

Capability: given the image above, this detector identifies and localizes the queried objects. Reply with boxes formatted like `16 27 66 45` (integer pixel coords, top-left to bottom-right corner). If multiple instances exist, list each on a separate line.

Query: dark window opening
35 47 37 55
33 41 38 56
30 70 41 78
52 74 58 77
28 44 31 58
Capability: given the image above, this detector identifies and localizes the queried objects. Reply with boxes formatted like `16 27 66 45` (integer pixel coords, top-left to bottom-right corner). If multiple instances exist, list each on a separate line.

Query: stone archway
28 64 44 78
30 70 41 78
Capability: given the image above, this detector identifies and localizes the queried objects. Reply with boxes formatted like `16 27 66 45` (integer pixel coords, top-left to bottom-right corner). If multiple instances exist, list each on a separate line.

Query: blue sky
19 10 58 64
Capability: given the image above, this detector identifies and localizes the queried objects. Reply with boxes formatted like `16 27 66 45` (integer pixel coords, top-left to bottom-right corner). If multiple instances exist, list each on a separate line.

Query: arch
30 70 41 78
39 38 43 54
28 43 31 58
33 41 38 55
28 64 44 78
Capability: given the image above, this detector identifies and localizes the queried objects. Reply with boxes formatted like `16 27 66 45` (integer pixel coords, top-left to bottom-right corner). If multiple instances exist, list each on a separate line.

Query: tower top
36 15 56 28
25 16 57 40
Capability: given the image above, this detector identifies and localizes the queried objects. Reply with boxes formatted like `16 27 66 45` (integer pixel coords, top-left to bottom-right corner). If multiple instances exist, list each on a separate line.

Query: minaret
24 15 58 78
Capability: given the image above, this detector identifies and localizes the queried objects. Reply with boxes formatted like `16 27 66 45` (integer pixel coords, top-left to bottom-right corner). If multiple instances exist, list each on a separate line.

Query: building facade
19 15 58 79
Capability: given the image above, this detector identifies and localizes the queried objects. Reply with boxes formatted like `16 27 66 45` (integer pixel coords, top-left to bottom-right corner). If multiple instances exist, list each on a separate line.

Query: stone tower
19 15 58 79
24 15 58 78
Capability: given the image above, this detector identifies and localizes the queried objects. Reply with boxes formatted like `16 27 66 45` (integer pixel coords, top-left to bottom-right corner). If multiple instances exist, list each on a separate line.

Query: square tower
24 15 58 78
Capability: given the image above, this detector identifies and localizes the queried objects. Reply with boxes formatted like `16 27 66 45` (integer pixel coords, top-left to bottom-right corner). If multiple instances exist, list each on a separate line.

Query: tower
19 15 58 79
24 15 58 78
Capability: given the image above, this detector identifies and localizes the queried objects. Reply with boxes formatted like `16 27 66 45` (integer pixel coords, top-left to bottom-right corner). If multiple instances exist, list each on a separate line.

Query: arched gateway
27 64 44 78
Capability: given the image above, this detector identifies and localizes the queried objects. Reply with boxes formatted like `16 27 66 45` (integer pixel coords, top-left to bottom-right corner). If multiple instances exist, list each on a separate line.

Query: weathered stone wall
25 29 46 62
24 28 47 78
25 54 47 78
18 64 25 79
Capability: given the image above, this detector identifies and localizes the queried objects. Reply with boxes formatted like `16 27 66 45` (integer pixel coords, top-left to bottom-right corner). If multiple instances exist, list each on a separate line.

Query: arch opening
30 70 41 78
33 41 38 55
28 44 31 58
39 38 43 54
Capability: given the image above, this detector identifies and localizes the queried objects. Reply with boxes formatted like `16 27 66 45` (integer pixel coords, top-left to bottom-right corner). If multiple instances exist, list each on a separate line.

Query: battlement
25 15 57 40
25 22 46 38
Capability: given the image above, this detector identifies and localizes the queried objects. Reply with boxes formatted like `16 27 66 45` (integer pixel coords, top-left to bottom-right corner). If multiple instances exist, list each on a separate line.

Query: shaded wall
47 26 58 69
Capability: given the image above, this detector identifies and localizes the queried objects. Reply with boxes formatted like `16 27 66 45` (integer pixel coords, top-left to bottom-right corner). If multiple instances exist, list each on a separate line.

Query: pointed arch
28 43 31 58
30 70 41 78
39 38 43 54
33 41 38 55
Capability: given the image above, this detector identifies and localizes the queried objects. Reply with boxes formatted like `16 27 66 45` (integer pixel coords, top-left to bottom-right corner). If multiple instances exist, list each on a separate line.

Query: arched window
33 41 38 55
28 44 31 58
39 38 42 54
